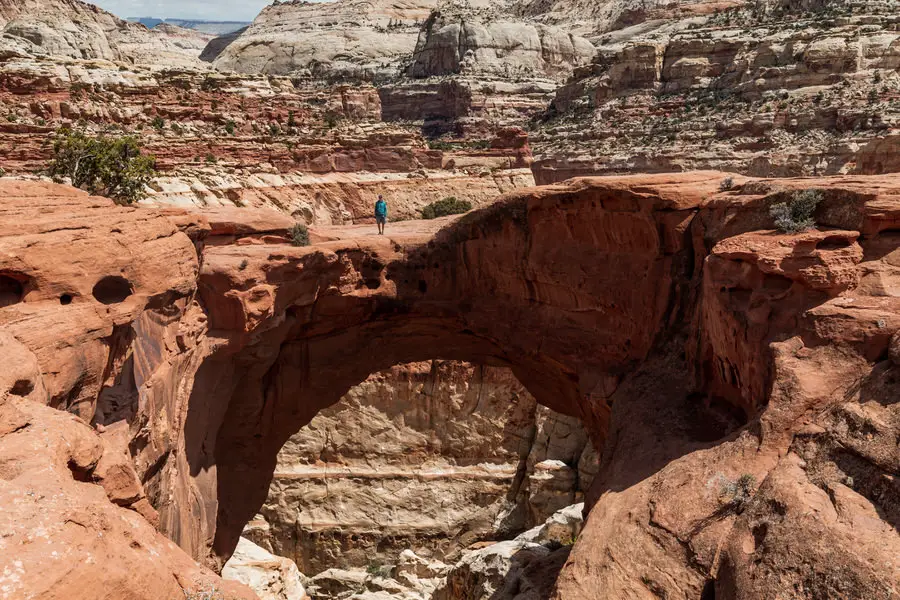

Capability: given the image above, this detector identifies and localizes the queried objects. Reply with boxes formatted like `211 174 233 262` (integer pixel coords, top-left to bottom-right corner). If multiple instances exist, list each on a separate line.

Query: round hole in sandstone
0 273 25 308
92 276 133 305
60 294 74 306
10 379 34 397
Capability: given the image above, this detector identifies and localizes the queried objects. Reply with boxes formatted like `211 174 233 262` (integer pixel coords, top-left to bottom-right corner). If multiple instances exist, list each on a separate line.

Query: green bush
769 189 823 233
48 128 156 205
290 223 310 247
224 120 236 135
421 197 473 220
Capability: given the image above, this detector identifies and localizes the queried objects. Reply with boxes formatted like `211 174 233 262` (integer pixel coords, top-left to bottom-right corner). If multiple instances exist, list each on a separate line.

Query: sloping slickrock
0 0 209 67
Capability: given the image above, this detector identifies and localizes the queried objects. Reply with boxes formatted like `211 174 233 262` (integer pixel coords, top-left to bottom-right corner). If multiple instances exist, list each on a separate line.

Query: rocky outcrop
4 171 900 599
223 537 309 600
532 1 900 181
211 0 442 80
252 361 593 575
407 8 594 80
0 181 252 599
0 0 210 67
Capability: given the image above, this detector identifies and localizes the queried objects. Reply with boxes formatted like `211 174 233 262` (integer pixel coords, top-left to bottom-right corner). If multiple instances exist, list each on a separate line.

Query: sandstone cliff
532 0 900 180
211 0 443 80
0 0 209 67
407 6 595 80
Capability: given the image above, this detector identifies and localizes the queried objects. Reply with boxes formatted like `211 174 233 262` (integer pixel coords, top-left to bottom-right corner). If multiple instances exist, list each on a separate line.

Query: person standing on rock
375 194 388 235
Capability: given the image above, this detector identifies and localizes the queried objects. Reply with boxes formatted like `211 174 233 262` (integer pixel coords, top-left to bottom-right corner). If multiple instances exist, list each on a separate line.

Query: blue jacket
375 199 388 218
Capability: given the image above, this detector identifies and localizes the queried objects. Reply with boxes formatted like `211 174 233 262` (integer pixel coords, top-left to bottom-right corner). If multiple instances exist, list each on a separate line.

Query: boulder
223 537 309 600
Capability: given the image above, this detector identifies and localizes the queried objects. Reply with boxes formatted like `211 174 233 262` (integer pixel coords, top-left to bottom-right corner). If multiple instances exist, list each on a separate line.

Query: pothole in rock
225 360 596 600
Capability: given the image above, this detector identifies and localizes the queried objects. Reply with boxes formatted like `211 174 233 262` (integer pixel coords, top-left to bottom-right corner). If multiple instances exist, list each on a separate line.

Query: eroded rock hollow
3 170 899 598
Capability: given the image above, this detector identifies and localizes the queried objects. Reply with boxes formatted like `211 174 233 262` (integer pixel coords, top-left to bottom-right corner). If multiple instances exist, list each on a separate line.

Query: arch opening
240 359 594 599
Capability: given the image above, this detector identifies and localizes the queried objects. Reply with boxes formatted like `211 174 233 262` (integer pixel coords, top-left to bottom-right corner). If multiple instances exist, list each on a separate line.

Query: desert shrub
151 116 165 131
769 189 823 233
48 128 156 205
721 473 757 510
224 120 235 135
427 139 455 151
290 223 310 247
421 197 473 220
366 562 391 578
719 176 735 191
205 153 217 164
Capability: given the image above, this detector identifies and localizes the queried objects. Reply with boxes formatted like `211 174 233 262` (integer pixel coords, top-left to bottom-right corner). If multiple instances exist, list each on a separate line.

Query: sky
91 0 288 21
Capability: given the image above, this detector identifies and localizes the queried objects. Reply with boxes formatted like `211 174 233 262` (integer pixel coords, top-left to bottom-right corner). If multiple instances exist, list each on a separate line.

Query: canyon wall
251 361 594 576
0 57 536 222
532 0 900 181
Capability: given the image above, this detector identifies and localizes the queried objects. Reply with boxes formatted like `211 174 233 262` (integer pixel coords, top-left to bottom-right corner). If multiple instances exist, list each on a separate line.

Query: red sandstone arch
193 174 717 564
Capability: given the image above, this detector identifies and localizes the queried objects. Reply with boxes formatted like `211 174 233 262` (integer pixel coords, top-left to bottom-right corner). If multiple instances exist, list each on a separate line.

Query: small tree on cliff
48 128 156 205
769 189 823 233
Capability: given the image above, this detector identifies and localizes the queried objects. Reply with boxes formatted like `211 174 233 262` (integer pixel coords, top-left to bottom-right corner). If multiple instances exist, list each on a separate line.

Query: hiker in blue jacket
375 194 388 235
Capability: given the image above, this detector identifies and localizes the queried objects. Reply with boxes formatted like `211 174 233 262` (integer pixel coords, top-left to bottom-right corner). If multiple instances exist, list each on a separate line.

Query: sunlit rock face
248 360 596 575
0 0 210 66
531 0 900 182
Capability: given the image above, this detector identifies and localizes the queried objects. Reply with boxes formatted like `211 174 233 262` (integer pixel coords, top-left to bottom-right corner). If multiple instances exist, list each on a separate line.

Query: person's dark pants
376 215 386 233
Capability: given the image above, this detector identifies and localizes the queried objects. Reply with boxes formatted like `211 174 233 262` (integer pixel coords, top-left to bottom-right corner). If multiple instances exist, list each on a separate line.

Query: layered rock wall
0 58 535 222
253 361 594 575
532 1 900 181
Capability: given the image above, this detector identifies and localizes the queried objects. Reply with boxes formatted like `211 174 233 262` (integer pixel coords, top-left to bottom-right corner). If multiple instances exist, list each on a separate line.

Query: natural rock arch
193 175 713 563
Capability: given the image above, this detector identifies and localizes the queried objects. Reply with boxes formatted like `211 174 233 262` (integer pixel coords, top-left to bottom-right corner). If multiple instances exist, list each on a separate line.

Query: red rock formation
3 172 900 598
0 181 252 598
